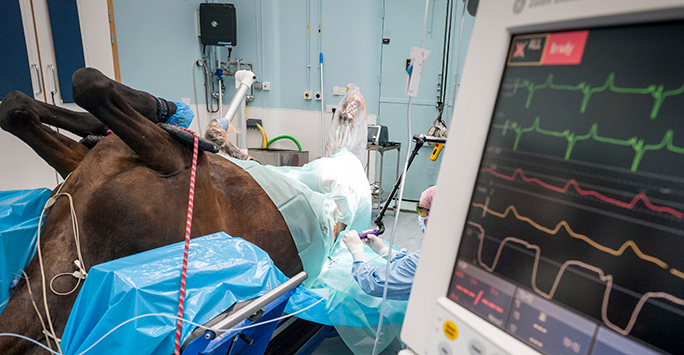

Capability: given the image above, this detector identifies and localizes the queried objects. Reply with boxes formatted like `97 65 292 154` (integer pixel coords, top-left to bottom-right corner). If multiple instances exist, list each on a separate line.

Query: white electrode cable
34 175 87 355
19 270 53 351
36 197 64 355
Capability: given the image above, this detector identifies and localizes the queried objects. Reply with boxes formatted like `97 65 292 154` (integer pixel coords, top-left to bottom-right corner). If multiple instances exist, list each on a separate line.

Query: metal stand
367 142 401 210
374 134 447 234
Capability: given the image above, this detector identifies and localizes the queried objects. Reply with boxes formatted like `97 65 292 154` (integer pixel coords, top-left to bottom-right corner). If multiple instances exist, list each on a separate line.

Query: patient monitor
401 1 684 354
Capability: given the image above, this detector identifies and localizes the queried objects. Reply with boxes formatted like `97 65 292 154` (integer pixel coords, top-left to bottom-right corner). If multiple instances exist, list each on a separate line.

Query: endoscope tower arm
214 70 255 131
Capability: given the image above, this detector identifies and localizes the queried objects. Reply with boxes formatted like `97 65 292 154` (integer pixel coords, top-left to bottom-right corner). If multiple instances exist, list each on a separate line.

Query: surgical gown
352 249 421 301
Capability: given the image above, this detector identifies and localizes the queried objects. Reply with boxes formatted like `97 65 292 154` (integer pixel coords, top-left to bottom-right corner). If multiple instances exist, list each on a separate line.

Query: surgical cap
419 186 436 209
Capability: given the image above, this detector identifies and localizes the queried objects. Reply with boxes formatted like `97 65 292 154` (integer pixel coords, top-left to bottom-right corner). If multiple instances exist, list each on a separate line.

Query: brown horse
0 68 303 355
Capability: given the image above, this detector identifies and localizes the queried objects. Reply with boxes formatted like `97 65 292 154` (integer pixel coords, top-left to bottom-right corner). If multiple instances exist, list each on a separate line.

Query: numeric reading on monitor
448 22 684 355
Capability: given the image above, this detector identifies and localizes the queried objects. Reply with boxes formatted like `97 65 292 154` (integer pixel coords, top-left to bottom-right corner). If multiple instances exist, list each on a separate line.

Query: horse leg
72 68 178 125
72 67 185 174
0 90 108 137
0 97 90 178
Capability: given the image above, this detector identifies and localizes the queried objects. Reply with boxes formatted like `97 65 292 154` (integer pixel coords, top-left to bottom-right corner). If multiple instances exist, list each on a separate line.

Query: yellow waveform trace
467 221 684 336
471 203 670 270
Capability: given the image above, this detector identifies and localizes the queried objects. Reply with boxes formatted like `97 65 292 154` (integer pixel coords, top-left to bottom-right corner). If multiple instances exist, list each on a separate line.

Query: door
0 0 117 190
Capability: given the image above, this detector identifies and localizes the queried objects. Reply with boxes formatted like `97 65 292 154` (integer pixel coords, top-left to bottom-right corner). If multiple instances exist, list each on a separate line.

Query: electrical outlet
314 92 322 100
333 86 347 96
181 98 192 105
262 82 271 90
304 91 313 99
326 105 336 113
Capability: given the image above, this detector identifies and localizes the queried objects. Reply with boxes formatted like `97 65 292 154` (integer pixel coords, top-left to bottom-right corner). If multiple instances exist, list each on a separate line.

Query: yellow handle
430 143 443 161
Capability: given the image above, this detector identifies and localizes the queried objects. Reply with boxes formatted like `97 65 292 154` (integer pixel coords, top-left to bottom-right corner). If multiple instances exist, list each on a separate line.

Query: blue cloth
60 232 293 355
0 188 52 314
166 100 194 128
285 239 409 355
352 250 421 301
285 240 408 327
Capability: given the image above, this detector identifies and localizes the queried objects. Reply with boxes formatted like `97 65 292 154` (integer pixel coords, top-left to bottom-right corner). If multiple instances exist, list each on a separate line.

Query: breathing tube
371 0 432 354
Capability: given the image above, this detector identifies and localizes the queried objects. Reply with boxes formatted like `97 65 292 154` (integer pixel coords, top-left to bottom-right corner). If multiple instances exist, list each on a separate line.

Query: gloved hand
366 234 390 257
343 230 367 262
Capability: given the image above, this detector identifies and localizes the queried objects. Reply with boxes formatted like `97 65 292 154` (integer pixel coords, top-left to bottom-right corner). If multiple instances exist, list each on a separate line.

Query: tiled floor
309 205 425 354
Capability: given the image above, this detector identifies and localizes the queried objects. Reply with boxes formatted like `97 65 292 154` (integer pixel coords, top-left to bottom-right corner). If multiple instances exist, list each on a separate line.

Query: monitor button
437 341 453 355
443 320 458 340
468 339 486 355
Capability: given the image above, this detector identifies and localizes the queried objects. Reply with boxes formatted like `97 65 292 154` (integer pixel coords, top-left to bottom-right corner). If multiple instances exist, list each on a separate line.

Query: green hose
266 135 302 151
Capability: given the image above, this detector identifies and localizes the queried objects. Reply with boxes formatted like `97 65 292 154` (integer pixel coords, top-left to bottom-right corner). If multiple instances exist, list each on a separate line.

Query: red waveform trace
454 284 504 313
481 168 684 219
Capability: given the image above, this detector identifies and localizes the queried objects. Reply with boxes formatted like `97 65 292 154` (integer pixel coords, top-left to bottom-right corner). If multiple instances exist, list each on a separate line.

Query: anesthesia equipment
401 1 684 355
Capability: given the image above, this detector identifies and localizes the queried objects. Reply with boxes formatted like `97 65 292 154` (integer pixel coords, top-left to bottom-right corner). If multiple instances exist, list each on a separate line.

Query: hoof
0 91 34 131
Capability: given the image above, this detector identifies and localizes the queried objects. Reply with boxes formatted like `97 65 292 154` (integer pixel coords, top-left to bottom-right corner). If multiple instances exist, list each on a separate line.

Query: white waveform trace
467 221 684 336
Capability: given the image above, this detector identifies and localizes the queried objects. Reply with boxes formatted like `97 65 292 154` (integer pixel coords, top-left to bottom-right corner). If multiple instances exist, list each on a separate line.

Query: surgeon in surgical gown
342 186 436 300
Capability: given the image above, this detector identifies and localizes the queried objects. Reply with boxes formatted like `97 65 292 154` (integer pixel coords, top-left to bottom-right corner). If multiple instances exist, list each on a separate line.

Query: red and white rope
174 128 199 355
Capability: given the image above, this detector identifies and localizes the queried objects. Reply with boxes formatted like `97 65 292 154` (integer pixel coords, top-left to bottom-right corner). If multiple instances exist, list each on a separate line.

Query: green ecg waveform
502 73 684 119
493 117 684 172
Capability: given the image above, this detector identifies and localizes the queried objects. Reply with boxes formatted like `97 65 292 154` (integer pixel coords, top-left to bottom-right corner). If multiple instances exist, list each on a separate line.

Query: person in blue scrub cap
342 186 436 301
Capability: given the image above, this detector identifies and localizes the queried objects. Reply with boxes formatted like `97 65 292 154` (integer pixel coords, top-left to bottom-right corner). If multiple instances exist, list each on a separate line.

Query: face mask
418 215 428 234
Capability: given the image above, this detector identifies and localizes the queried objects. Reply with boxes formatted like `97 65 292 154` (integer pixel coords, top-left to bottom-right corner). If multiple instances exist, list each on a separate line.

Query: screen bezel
401 1 684 354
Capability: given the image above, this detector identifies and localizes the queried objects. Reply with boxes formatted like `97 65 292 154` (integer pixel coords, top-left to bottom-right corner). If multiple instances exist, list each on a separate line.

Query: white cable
34 174 86 355
73 253 386 355
0 334 59 355
4 246 387 354
372 0 432 353
372 97 415 355
449 0 470 119
36 195 64 355
306 0 311 92
49 273 82 296
19 270 54 351
192 61 205 138
419 0 431 50
12 177 400 354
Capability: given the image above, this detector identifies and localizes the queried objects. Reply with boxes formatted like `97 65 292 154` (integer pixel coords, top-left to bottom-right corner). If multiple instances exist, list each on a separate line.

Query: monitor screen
447 21 684 355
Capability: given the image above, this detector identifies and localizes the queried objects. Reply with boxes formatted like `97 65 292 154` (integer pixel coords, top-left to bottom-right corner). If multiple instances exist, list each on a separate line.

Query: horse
0 68 305 354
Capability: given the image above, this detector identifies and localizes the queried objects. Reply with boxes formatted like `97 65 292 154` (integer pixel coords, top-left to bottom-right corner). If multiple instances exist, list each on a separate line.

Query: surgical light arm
214 70 255 131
